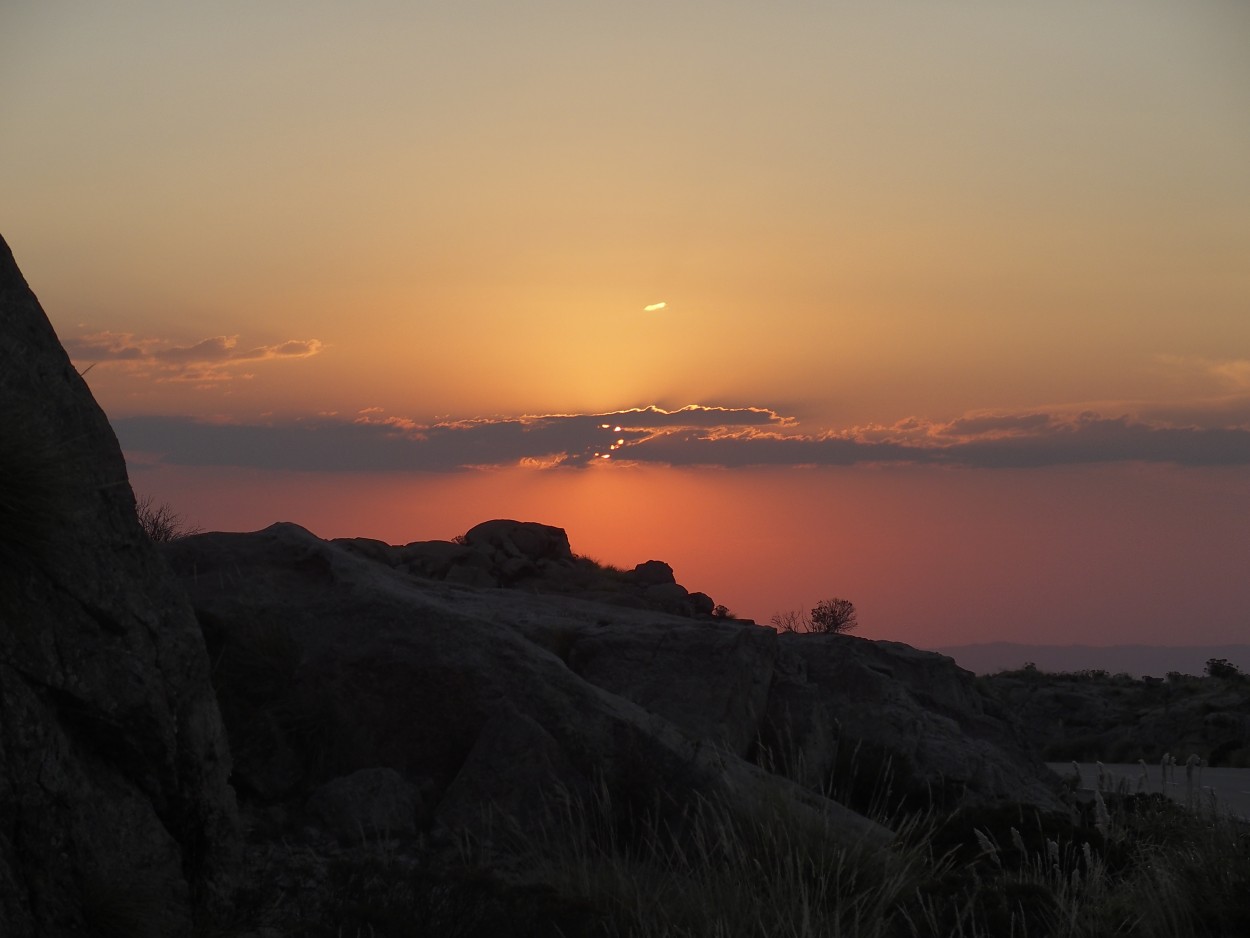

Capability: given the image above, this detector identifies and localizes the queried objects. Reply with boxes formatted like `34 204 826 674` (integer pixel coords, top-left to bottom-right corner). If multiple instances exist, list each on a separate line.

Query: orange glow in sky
4 1 1249 648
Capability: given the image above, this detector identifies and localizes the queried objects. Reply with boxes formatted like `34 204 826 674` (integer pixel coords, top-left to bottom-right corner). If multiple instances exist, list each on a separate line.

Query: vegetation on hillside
982 663 1250 767
771 597 859 634
135 495 200 542
225 762 1250 937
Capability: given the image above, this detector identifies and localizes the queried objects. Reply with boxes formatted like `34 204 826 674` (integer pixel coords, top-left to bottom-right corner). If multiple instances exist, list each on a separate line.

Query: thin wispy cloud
1154 354 1250 393
1207 359 1250 391
64 331 324 383
114 401 1250 473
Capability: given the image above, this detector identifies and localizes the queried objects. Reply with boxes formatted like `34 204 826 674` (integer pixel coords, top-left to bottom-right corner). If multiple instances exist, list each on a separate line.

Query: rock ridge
333 518 720 618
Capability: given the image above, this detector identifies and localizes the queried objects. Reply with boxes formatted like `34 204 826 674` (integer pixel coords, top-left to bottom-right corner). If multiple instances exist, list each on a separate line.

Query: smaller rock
331 537 399 565
631 560 675 585
644 582 689 606
688 592 716 616
397 540 470 577
306 768 422 843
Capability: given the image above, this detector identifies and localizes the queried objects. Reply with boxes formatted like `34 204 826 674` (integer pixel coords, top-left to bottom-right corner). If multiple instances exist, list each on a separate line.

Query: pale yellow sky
5 1 1248 430
5 2 1250 645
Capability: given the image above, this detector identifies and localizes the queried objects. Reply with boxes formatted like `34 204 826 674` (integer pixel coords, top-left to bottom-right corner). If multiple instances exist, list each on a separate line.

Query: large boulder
163 524 888 855
0 235 239 936
463 519 573 563
630 560 676 585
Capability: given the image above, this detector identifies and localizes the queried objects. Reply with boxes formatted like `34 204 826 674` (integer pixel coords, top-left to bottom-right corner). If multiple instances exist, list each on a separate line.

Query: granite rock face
0 236 239 936
167 519 1060 876
165 523 887 856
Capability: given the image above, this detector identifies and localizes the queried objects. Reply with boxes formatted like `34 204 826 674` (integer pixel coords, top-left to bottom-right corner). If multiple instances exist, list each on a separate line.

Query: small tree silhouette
809 598 857 634
769 609 807 633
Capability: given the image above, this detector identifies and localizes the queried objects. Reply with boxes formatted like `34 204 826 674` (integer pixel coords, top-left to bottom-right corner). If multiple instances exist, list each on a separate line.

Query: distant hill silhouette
931 642 1250 678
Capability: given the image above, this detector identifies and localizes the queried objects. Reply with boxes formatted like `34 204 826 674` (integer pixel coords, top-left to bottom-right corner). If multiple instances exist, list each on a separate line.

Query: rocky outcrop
332 519 725 617
167 522 1059 864
0 235 239 936
164 523 886 859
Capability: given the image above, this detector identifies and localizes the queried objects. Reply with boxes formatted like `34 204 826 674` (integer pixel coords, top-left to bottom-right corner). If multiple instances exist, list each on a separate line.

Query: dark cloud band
113 405 1250 473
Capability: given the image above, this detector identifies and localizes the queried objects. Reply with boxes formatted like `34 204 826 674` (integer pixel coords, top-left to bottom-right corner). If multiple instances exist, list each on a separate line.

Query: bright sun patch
643 302 667 312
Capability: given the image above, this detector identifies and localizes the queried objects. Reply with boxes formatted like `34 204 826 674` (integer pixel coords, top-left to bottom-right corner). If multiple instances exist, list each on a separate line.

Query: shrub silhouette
810 597 857 634
1204 657 1244 681
769 609 806 633
135 495 199 542
770 598 858 634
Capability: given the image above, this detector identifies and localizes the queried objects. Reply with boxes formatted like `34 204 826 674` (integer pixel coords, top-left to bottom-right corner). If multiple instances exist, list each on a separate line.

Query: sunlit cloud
1208 359 1250 391
1154 354 1250 392
63 330 324 383
114 400 1250 474
643 301 667 312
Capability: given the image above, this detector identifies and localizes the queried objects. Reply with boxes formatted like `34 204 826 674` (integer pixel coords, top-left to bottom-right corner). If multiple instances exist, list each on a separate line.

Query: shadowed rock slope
166 520 1060 866
165 524 888 843
0 235 239 936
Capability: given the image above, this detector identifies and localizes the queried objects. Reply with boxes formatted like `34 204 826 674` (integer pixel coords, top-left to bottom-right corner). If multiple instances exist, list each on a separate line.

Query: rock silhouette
0 234 238 936
334 521 723 617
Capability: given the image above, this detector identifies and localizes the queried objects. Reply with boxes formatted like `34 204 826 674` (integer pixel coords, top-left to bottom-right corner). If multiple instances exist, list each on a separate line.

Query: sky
4 1 1249 651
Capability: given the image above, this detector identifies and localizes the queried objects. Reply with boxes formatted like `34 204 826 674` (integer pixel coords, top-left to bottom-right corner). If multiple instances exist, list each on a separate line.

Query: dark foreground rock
166 524 886 843
170 519 1059 831
0 235 239 936
157 521 1061 930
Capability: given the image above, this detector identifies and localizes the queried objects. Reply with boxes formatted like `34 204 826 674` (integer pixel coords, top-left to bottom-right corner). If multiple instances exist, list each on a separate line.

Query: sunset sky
5 2 1249 651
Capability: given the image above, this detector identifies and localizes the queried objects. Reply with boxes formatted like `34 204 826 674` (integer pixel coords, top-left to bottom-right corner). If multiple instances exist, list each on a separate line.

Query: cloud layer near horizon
114 403 1250 472
65 331 323 383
